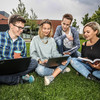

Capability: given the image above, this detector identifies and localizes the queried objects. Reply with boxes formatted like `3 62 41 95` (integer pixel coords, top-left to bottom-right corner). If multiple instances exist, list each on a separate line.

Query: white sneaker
62 67 71 73
44 76 54 86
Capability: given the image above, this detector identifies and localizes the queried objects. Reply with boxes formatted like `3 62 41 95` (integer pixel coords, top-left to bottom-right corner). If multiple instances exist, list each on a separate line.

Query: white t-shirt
12 38 17 42
62 28 73 48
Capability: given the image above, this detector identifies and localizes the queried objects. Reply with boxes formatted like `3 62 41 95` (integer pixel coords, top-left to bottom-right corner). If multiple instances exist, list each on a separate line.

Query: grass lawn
0 40 100 100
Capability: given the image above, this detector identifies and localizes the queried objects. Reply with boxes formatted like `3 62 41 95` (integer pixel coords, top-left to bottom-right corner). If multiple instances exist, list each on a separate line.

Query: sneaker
44 75 54 86
62 67 71 73
87 74 100 82
20 74 34 83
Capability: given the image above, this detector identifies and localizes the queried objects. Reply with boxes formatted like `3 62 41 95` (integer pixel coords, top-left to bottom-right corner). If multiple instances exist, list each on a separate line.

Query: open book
63 46 78 54
78 57 100 63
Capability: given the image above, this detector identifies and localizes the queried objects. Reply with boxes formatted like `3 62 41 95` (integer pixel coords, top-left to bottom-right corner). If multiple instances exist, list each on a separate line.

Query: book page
93 59 100 63
78 57 93 63
78 57 100 63
63 46 77 53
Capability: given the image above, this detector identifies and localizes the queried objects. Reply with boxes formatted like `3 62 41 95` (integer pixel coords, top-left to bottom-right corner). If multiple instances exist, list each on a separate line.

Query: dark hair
62 14 73 22
8 14 26 25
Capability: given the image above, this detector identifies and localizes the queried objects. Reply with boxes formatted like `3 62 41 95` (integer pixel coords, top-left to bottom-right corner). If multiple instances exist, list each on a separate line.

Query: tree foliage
81 6 100 37
10 0 38 35
81 13 91 26
10 0 29 19
72 19 79 30
91 6 100 25
81 6 100 26
26 8 38 35
29 8 38 32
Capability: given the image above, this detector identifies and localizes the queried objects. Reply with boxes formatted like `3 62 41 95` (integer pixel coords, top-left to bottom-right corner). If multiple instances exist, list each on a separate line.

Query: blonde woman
30 19 70 85
71 22 100 82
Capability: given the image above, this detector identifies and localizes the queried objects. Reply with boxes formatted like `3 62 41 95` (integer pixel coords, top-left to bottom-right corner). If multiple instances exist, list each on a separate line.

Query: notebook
44 56 69 67
0 57 31 75
63 46 78 54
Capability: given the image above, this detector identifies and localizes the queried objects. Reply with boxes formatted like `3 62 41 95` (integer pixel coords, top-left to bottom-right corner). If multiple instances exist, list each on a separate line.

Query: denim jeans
0 59 38 85
56 38 81 57
70 58 100 79
35 55 71 77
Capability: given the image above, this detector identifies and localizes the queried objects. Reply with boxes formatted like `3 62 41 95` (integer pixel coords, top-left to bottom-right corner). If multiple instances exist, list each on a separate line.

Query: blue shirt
0 31 26 60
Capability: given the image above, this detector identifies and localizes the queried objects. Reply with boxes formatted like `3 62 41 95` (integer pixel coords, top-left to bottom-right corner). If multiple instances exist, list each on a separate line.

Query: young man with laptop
0 14 38 85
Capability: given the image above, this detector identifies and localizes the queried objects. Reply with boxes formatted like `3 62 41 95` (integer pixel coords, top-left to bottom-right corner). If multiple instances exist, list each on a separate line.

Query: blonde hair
38 19 53 38
83 22 100 36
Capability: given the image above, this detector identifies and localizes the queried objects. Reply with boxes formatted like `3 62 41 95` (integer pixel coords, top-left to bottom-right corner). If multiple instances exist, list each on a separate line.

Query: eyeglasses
13 24 24 30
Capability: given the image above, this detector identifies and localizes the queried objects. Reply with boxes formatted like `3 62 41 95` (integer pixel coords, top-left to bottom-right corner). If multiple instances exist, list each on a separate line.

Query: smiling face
83 26 97 40
10 21 25 38
61 18 71 32
42 23 51 37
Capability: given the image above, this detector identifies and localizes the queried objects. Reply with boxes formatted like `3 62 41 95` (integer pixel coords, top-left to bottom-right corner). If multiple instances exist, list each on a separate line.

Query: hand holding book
78 57 100 63
63 46 78 55
78 57 100 70
63 52 71 55
88 61 100 70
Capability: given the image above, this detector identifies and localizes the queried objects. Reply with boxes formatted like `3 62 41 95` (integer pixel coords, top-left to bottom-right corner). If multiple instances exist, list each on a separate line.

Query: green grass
26 43 30 57
0 40 100 100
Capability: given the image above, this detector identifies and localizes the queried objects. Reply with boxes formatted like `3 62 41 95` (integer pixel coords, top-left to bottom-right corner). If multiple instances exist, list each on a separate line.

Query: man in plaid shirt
0 14 37 85
0 31 26 60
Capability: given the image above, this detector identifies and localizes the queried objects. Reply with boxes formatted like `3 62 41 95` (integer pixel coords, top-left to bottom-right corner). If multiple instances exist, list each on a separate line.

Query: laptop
0 57 31 75
44 56 69 67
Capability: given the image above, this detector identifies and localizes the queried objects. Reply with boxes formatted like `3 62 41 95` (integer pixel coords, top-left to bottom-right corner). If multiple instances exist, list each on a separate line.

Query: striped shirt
0 31 26 60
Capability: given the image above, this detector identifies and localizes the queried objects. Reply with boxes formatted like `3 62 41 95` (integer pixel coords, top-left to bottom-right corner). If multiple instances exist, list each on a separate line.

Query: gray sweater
30 35 62 61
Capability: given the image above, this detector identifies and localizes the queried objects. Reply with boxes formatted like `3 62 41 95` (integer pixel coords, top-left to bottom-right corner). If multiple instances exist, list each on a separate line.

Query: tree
91 6 100 25
29 8 38 33
81 13 91 26
10 0 38 37
26 8 38 36
30 8 37 20
10 0 29 19
72 19 79 30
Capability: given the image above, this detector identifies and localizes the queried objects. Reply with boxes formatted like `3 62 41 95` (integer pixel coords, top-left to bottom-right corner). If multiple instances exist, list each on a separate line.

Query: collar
5 30 21 41
5 31 11 39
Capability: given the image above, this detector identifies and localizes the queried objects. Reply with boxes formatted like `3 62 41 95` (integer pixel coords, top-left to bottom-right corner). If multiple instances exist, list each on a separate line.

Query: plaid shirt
0 31 27 60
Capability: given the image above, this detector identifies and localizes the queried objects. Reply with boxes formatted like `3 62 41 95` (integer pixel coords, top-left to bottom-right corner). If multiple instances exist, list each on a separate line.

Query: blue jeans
35 56 71 77
70 58 100 79
56 38 80 57
0 59 38 85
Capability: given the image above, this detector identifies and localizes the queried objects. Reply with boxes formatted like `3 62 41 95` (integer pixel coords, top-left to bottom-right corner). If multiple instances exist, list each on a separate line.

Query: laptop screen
0 57 31 75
